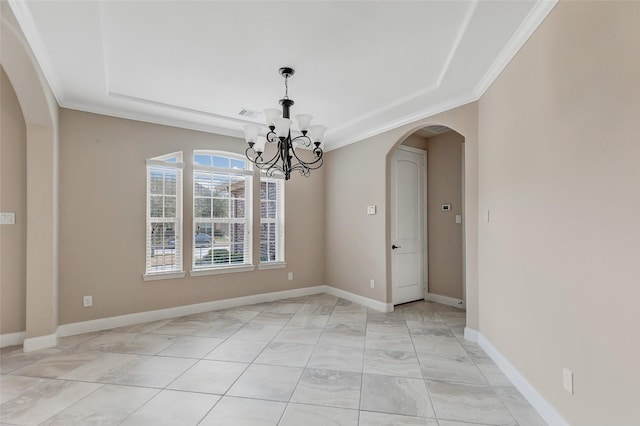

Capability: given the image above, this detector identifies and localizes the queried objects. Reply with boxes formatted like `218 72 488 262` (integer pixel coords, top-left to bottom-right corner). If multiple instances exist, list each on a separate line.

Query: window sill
143 271 186 281
190 265 255 276
258 262 287 270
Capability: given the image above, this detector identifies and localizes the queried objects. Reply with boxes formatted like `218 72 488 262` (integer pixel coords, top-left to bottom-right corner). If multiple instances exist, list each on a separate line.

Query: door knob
392 244 401 249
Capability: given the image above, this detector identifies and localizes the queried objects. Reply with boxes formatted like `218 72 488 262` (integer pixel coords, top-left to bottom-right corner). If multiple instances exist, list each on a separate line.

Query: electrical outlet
83 295 93 307
287 272 293 281
563 367 574 395
370 279 375 289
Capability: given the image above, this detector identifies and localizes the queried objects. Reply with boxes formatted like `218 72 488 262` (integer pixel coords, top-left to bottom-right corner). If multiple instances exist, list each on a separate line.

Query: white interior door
391 146 426 305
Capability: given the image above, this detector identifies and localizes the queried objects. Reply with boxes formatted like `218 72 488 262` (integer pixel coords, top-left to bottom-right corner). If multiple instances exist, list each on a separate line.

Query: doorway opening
390 125 466 308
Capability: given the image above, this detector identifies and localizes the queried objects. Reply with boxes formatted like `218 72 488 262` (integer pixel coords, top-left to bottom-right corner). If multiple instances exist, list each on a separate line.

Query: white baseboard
477 332 570 426
0 331 26 348
58 285 327 338
324 286 393 312
463 326 479 343
426 292 464 309
23 333 58 352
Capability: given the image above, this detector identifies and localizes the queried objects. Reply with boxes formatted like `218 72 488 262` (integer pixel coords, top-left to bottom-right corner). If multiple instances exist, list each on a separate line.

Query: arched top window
192 151 253 271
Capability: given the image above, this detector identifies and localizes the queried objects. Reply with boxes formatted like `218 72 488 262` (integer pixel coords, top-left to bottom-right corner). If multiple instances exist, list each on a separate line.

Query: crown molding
473 0 558 98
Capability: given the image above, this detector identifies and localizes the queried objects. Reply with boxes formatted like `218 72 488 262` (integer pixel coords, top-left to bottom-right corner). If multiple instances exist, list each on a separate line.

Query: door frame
391 144 428 305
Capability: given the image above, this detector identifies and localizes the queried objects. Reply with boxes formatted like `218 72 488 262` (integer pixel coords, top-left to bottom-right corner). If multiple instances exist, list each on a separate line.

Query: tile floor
0 294 546 425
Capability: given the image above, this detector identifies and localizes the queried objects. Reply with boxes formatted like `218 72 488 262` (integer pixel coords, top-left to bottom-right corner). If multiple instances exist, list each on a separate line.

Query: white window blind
260 174 284 263
193 151 253 269
146 152 184 275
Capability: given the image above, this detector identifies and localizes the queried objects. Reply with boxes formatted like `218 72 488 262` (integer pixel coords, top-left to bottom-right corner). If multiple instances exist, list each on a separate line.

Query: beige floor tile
78 332 176 355
358 411 438 425
120 389 219 426
364 349 422 379
204 338 269 362
308 344 364 373
291 368 361 409
157 336 224 358
12 351 104 379
279 403 358 426
167 359 248 394
254 341 315 367
108 356 196 388
199 396 285 426
227 364 303 401
0 379 101 425
40 384 156 425
427 381 517 425
0 375 49 404
360 374 435 418
274 326 323 344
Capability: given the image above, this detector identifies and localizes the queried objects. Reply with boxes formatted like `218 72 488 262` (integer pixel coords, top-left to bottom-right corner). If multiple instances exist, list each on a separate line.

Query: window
193 151 252 270
145 152 184 277
260 175 284 264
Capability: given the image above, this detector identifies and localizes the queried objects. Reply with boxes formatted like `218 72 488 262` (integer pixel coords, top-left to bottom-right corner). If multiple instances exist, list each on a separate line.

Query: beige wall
403 132 464 300
0 67 27 334
478 1 640 424
325 102 479 327
58 109 324 324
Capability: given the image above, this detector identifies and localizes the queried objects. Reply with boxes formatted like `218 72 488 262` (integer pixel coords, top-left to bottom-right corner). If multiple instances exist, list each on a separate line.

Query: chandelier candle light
243 67 325 180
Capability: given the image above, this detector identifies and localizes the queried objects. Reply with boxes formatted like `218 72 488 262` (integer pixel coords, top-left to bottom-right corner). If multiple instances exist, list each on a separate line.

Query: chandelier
243 67 325 180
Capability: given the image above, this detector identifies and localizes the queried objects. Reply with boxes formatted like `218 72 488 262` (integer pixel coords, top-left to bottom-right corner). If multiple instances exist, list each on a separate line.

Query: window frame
259 173 285 268
191 150 254 274
144 152 185 280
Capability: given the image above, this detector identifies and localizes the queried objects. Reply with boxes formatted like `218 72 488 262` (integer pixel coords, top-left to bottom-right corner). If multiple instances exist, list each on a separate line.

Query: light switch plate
455 214 462 224
367 206 376 215
563 367 574 395
0 212 16 225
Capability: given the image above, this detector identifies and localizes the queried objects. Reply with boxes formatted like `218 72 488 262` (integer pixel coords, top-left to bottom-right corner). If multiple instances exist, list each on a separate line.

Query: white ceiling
9 0 556 150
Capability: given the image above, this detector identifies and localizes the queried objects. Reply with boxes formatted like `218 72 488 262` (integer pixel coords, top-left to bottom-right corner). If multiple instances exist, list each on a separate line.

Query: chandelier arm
266 130 278 143
249 142 281 168
288 144 324 168
290 134 312 148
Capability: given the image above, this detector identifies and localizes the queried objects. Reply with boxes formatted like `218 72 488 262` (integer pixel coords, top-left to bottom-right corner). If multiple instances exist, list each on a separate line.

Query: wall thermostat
441 204 451 212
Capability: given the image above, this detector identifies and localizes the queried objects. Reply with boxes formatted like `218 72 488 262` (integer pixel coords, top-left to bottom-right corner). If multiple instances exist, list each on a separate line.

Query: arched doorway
1 3 59 351
389 125 466 309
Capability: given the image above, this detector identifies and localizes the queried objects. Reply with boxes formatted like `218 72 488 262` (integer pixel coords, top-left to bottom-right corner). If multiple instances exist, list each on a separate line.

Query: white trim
193 165 254 176
57 285 326 338
463 326 479 343
426 292 464 309
324 286 393 313
258 262 287 270
23 333 58 352
190 265 255 276
0 331 26 348
143 271 186 281
325 93 477 152
145 159 185 169
396 144 427 156
473 0 558 98
7 0 63 104
477 332 570 426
